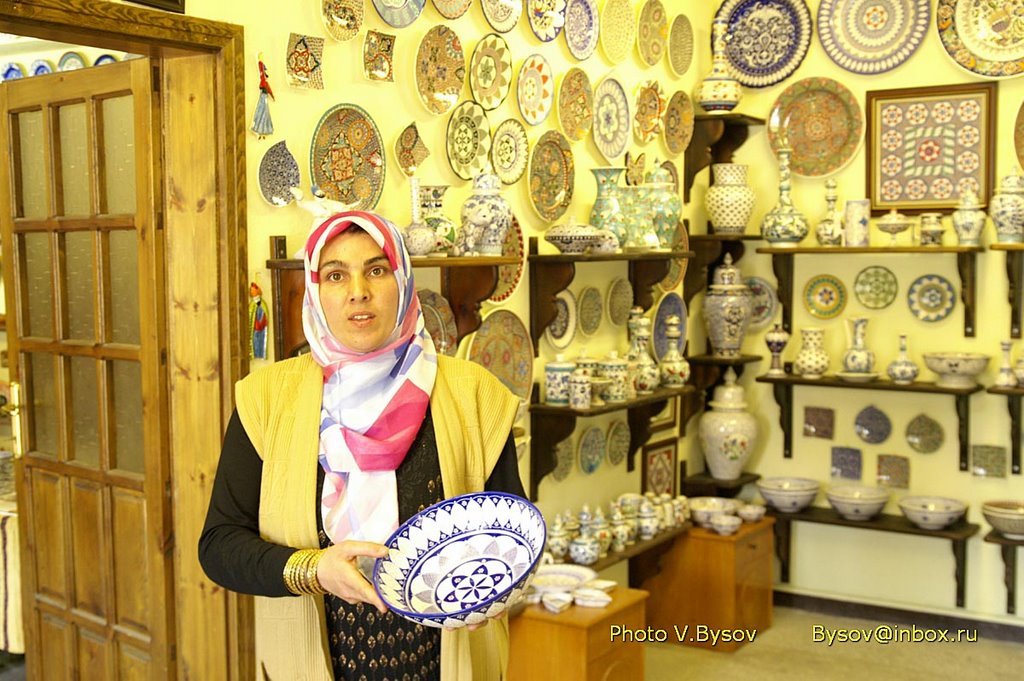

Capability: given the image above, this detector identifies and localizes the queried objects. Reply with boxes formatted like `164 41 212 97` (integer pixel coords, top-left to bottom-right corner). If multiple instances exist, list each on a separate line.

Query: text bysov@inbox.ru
610 625 757 645
812 625 978 645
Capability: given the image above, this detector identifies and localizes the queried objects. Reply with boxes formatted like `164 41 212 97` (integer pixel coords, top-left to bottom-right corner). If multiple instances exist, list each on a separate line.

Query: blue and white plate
258 141 301 207
716 0 812 87
94 54 118 66
854 405 892 445
592 76 630 162
371 0 425 27
577 425 606 474
546 289 577 349
907 274 955 322
552 436 574 481
606 419 630 466
818 0 930 75
652 291 686 361
1 62 25 81
29 59 54 76
57 52 86 71
373 492 546 629
528 0 567 42
564 0 599 60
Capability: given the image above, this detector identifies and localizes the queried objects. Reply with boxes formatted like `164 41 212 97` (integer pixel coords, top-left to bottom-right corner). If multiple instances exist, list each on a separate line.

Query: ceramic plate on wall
564 0 599 60
528 130 574 222
551 436 574 481
57 52 86 71
745 276 777 330
668 14 694 76
854 405 892 444
1016 101 1024 171
29 59 54 76
415 26 466 115
467 309 533 399
528 0 567 42
633 80 666 145
482 0 523 32
717 0 812 87
600 0 636 64
606 420 630 466
517 54 555 126
258 141 301 207
395 122 430 177
491 119 529 185
853 266 898 309
418 289 459 356
606 277 633 326
433 0 472 20
936 0 1024 77
767 77 863 177
577 425 606 474
817 0 929 74
322 0 363 41
371 0 425 27
546 289 578 349
470 33 513 111
1 62 24 80
906 413 944 453
661 159 681 195
577 286 603 336
557 67 594 142
663 91 694 156
636 0 668 67
490 216 525 302
907 274 956 322
363 30 396 82
446 101 492 181
592 76 630 162
94 54 117 66
803 274 847 319
310 103 385 210
652 291 686 361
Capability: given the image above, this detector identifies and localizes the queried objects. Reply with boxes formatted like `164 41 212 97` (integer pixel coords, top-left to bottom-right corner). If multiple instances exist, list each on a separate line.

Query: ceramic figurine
844 199 871 247
765 323 790 376
794 328 829 379
544 354 575 405
457 173 512 255
697 18 741 112
952 189 986 245
403 178 438 257
990 175 1024 244
659 314 690 386
248 282 269 360
645 164 683 248
760 148 809 247
815 179 844 246
841 317 875 374
996 340 1018 388
589 167 628 246
886 334 919 385
698 368 757 481
420 185 457 253
250 53 274 139
706 163 756 234
702 254 752 357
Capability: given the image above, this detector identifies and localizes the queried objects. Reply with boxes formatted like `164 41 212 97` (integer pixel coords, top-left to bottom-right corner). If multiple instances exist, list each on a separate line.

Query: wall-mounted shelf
984 386 1024 475
984 530 1023 614
755 246 983 337
756 374 981 467
681 471 760 498
683 113 765 203
769 507 980 608
989 243 1024 339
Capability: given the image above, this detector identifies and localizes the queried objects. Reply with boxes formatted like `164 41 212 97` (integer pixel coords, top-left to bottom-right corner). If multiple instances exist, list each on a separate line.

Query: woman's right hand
315 541 389 613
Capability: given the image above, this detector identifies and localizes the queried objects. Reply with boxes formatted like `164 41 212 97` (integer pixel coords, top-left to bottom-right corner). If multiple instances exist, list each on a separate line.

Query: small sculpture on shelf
815 179 844 246
765 323 790 376
886 334 920 385
794 327 829 379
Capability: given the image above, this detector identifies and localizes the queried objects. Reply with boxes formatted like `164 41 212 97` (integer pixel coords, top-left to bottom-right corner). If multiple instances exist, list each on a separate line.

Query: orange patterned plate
467 310 534 399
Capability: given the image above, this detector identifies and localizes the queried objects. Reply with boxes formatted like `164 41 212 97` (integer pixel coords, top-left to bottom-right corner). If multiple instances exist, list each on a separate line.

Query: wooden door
0 59 172 679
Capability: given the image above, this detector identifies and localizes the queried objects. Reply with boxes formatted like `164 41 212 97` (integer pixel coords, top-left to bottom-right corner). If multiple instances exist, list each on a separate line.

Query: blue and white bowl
373 492 547 629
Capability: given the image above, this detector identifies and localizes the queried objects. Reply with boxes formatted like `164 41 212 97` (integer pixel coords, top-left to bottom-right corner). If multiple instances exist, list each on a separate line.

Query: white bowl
757 477 819 513
922 352 989 389
826 485 889 521
982 500 1024 540
737 504 767 522
541 591 573 613
689 497 739 527
710 514 742 536
899 496 967 530
373 492 546 629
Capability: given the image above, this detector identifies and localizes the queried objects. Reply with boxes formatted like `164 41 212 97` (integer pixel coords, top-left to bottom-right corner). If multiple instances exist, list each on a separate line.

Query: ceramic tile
972 445 1007 478
831 446 861 480
877 454 909 489
286 33 325 89
804 407 834 439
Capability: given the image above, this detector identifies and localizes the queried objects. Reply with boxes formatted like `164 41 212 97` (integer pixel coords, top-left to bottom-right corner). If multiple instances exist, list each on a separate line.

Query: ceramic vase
545 354 575 405
404 178 438 256
419 184 456 253
702 254 752 357
919 212 945 246
546 517 569 562
841 317 875 374
590 167 628 247
634 318 660 394
953 189 986 245
844 199 871 247
815 178 844 246
697 18 741 113
631 183 661 250
765 323 790 376
760 148 809 247
597 351 628 403
659 314 690 386
886 334 919 385
990 175 1024 244
706 163 756 234
996 340 1018 388
457 172 512 255
645 165 683 247
794 328 829 379
698 368 757 481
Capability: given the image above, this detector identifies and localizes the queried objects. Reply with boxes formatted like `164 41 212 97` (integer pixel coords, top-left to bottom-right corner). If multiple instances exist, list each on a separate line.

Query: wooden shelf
985 386 1024 475
984 530 1024 615
589 524 690 573
681 471 760 498
990 245 1024 339
683 113 765 203
768 506 980 608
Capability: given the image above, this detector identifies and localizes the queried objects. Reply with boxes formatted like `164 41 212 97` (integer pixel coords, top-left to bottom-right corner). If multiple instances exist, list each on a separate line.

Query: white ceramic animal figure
455 198 493 256
289 186 361 257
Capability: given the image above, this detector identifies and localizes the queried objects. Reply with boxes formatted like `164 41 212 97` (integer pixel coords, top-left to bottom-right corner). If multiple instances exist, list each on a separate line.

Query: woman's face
317 229 399 353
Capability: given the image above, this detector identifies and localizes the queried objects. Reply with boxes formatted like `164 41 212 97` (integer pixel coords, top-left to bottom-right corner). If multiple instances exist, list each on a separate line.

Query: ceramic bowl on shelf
826 484 889 521
737 504 767 522
373 492 546 629
756 477 819 513
530 564 599 593
982 500 1024 540
709 514 742 536
898 496 967 530
922 352 989 389
543 219 599 254
875 209 913 245
688 497 739 527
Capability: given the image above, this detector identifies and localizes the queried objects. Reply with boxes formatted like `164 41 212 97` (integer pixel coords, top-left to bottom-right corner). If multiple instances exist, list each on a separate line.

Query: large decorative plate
415 26 466 115
817 0 930 74
1016 101 1024 171
433 0 472 20
636 0 668 67
907 274 956 322
803 274 847 319
745 276 778 330
396 122 430 177
663 90 694 156
470 34 513 111
490 216 525 302
482 0 524 32
371 0 425 27
418 289 459 356
606 419 630 466
716 0 813 88
853 266 898 309
517 54 555 126
491 119 529 185
551 436 574 481
468 309 533 399
906 413 944 453
577 286 603 336
322 0 362 41
668 14 694 76
528 130 574 222
446 101 492 181
766 77 863 177
606 277 633 326
600 0 636 64
546 289 577 349
528 0 567 42
258 141 301 207
310 103 385 210
652 291 686 361
557 68 594 142
936 0 1024 77
577 425 606 475
592 76 631 162
564 0 600 60
1 62 24 80
633 80 666 145
57 52 86 71
855 405 892 444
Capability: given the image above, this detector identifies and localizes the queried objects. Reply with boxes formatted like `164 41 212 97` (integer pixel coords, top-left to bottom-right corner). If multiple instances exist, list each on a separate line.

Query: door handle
3 382 22 459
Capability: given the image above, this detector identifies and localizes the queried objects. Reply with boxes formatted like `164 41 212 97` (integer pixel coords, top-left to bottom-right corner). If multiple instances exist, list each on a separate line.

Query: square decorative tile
804 406 834 439
831 447 862 480
363 30 395 82
286 33 324 89
877 454 909 489
972 445 1007 478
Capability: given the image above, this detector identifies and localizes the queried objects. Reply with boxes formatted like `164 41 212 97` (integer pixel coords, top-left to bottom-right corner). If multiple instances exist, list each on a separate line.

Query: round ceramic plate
29 59 54 76
745 276 778 330
546 289 577 349
592 76 631 162
855 405 892 444
310 103 386 210
853 266 898 309
470 33 513 111
1016 101 1024 171
600 0 636 64
446 101 491 181
467 309 533 399
907 274 956 322
418 289 459 356
660 258 685 291
606 419 630 466
258 141 301 207
415 26 465 115
936 0 1024 78
906 413 944 453
528 130 574 222
395 122 430 177
668 14 694 76
490 216 525 302
491 119 529 185
371 0 425 27
817 0 930 74
652 291 686 361
94 54 117 66
661 159 681 195
717 0 812 87
482 0 523 32
564 0 600 60
551 436 574 481
766 77 863 177
322 0 362 40
577 286 603 336
636 0 668 67
557 68 594 142
1 62 24 80
58 52 86 71
803 274 847 319
607 277 633 326
528 0 567 42
663 91 695 156
633 80 666 145
577 425 606 475
517 54 555 126
432 0 472 20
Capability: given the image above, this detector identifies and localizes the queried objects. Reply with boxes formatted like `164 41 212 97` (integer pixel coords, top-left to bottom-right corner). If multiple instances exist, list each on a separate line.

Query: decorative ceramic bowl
688 497 739 527
544 220 599 253
373 492 547 629
737 504 767 523
826 484 889 521
572 587 612 608
710 514 742 536
982 500 1024 540
922 353 990 389
875 209 912 245
898 496 966 530
530 564 598 594
756 477 819 513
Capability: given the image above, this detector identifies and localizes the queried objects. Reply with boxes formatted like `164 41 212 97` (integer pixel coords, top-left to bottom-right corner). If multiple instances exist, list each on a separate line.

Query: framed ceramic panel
877 454 909 489
831 446 861 480
865 82 997 214
803 406 834 439
649 396 678 433
971 445 1007 478
642 438 677 496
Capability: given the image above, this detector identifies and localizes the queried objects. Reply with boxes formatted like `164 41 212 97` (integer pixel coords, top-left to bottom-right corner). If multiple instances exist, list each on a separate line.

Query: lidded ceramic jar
458 172 512 255
706 163 756 234
645 164 683 247
544 354 576 405
568 530 600 566
698 367 757 481
953 189 986 245
702 254 753 357
637 500 660 540
990 175 1024 244
597 351 628 403
546 516 570 562
569 367 592 409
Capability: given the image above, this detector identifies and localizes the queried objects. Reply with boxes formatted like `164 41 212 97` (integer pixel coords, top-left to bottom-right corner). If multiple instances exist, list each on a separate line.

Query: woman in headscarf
199 211 523 680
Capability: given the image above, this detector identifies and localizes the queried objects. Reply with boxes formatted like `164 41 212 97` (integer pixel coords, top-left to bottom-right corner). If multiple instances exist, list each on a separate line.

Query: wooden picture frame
865 82 997 215
126 0 185 13
642 438 678 496
649 396 678 432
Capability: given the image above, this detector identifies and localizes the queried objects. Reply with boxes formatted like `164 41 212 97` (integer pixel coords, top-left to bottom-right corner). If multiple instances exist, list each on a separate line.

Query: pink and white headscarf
302 211 437 548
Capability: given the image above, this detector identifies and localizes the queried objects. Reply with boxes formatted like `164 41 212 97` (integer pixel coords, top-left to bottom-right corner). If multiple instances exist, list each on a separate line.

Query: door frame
0 1 250 679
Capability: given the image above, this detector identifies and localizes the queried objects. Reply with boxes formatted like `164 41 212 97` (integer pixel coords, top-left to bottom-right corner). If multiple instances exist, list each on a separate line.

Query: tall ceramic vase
841 317 875 375
794 328 829 379
953 189 986 245
589 167 628 246
706 163 755 234
760 148 808 247
696 18 741 113
698 368 757 481
990 175 1024 244
645 165 682 248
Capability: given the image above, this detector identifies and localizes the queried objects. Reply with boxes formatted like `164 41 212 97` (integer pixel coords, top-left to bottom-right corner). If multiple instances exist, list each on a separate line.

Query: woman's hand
316 541 389 613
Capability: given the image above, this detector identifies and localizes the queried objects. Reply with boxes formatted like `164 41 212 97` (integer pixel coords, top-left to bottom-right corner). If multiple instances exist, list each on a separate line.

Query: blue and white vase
760 148 809 247
887 334 919 385
458 173 512 255
990 175 1024 244
844 199 871 247
842 317 874 374
953 189 986 245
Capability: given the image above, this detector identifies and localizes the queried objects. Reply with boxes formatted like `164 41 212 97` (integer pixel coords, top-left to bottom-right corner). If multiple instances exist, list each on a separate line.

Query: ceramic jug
842 317 875 374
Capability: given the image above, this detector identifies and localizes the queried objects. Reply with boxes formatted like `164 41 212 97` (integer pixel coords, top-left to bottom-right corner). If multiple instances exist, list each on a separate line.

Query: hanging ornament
250 52 274 139
249 282 269 360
